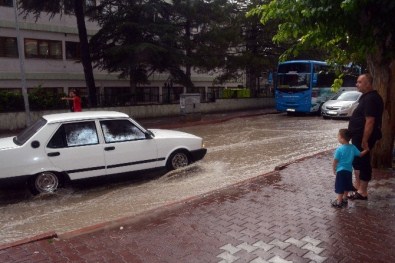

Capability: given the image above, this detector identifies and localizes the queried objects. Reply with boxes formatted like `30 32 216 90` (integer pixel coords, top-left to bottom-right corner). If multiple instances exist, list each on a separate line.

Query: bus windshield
277 62 311 92
277 73 310 92
278 63 311 73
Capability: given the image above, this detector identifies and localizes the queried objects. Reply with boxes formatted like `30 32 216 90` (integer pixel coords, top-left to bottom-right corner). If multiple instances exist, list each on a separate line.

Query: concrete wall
0 98 275 131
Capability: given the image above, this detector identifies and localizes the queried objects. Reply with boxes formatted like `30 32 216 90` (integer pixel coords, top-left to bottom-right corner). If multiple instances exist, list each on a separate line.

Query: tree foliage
251 0 395 168
19 0 98 106
90 0 280 91
90 0 186 90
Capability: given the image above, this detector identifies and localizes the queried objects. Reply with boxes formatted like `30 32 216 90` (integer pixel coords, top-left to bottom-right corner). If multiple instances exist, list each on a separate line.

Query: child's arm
360 149 369 157
332 159 338 175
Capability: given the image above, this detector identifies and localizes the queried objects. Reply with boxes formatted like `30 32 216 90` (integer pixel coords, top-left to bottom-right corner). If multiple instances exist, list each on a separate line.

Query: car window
47 121 99 148
14 118 47 146
100 119 146 143
336 91 361 101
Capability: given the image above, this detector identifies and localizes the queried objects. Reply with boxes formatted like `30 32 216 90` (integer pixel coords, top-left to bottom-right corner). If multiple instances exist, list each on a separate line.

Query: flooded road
0 113 347 244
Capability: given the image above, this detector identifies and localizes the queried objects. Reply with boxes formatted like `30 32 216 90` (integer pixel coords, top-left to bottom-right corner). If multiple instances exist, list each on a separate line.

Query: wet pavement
0 109 394 262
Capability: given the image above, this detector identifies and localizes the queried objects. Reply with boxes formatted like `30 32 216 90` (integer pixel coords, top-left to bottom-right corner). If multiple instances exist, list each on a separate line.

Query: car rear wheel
28 172 60 195
167 151 190 170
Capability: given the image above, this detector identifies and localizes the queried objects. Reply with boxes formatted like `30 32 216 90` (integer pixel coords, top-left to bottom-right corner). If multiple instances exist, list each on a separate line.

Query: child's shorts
335 170 353 194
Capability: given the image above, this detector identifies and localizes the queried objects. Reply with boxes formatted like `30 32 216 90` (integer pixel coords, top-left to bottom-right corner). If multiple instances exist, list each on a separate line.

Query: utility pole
13 0 32 125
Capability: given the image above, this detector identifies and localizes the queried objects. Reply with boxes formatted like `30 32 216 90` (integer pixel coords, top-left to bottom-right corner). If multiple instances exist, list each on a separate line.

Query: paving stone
268 255 292 263
252 241 274 252
217 251 239 263
303 251 327 263
301 236 322 247
284 237 306 248
220 244 241 254
269 239 291 250
249 257 269 263
237 242 258 253
301 243 324 255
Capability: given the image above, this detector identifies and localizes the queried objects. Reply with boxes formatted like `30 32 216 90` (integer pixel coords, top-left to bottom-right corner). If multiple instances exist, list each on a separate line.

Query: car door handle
47 152 60 157
104 146 115 151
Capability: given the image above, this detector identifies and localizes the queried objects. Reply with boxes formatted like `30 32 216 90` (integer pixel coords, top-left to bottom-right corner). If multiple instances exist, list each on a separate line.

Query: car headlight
341 104 352 110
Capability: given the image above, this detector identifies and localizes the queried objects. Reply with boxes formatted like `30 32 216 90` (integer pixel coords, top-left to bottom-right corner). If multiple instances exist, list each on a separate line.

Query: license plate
286 108 296 112
327 110 337 115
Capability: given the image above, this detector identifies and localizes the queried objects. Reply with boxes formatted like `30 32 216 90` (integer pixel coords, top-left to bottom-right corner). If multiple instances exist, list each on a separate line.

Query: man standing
348 73 384 200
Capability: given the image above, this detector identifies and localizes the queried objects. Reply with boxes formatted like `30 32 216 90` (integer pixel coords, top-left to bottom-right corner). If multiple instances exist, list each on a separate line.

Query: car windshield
13 118 47 146
332 91 361 101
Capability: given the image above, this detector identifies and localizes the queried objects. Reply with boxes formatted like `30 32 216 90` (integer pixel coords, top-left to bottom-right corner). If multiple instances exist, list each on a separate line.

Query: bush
0 91 25 112
0 89 68 112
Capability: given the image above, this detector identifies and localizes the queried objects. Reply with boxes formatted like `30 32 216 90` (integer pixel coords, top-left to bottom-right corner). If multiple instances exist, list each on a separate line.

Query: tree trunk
74 0 97 107
185 18 193 92
367 57 395 168
129 70 137 105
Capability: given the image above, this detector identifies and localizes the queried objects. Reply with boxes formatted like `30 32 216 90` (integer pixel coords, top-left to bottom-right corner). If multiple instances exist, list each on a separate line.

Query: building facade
0 1 245 108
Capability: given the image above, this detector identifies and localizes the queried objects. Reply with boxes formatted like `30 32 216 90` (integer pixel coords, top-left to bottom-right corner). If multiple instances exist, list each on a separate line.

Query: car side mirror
145 130 154 139
31 140 40 149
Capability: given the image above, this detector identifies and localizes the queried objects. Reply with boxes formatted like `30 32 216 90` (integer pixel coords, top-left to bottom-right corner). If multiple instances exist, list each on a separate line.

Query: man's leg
353 169 360 191
359 180 369 197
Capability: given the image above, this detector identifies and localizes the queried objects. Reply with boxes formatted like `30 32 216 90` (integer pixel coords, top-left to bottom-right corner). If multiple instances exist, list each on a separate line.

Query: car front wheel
28 172 60 195
167 151 190 170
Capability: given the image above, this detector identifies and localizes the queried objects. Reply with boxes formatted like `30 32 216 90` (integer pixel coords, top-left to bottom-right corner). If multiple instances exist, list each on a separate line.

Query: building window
66 41 80 60
24 39 62 59
0 37 18 57
0 0 13 7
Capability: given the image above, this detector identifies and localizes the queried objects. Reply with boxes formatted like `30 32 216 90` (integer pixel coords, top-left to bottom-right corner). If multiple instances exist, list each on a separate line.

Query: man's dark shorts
335 170 353 194
352 136 378 182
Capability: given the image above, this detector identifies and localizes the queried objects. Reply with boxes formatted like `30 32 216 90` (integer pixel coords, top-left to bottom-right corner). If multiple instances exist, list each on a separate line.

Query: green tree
90 0 190 99
19 0 98 107
202 0 288 93
90 0 241 94
165 0 236 90
239 0 283 93
251 0 395 168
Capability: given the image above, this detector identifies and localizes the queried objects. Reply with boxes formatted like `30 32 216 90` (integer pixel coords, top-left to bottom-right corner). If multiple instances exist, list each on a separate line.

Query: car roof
42 111 130 124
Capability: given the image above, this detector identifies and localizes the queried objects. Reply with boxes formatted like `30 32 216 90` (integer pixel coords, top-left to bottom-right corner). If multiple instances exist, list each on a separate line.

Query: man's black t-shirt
348 90 384 139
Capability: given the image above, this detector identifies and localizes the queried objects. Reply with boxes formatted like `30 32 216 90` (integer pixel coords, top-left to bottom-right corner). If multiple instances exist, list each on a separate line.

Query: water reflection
0 114 347 244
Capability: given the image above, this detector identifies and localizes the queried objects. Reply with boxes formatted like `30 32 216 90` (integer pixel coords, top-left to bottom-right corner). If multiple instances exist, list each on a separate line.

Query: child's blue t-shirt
334 144 361 172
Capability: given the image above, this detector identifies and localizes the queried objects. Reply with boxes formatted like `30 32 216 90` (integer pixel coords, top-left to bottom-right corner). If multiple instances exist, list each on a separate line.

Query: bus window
313 65 336 87
278 63 311 73
277 73 310 91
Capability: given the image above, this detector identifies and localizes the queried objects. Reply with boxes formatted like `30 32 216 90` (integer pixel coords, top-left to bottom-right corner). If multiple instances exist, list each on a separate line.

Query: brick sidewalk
1 151 394 263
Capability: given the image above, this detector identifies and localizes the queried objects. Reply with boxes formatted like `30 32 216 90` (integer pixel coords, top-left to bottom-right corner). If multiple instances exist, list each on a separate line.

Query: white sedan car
0 111 207 195
321 90 362 119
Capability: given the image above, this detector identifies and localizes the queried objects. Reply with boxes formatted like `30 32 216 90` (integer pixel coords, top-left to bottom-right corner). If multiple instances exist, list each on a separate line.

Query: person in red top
62 89 82 112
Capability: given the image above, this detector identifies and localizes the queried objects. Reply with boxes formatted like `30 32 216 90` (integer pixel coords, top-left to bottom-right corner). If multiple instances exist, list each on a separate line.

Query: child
331 128 368 208
62 89 82 112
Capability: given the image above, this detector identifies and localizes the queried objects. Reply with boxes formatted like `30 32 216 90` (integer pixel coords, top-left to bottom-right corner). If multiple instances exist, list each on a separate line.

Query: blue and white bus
275 60 358 114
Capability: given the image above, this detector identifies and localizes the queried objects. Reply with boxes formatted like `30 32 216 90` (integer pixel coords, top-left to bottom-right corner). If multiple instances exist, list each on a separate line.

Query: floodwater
0 114 347 245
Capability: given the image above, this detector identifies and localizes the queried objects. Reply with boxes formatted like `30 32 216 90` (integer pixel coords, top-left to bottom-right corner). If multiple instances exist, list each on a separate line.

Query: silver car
321 90 362 119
